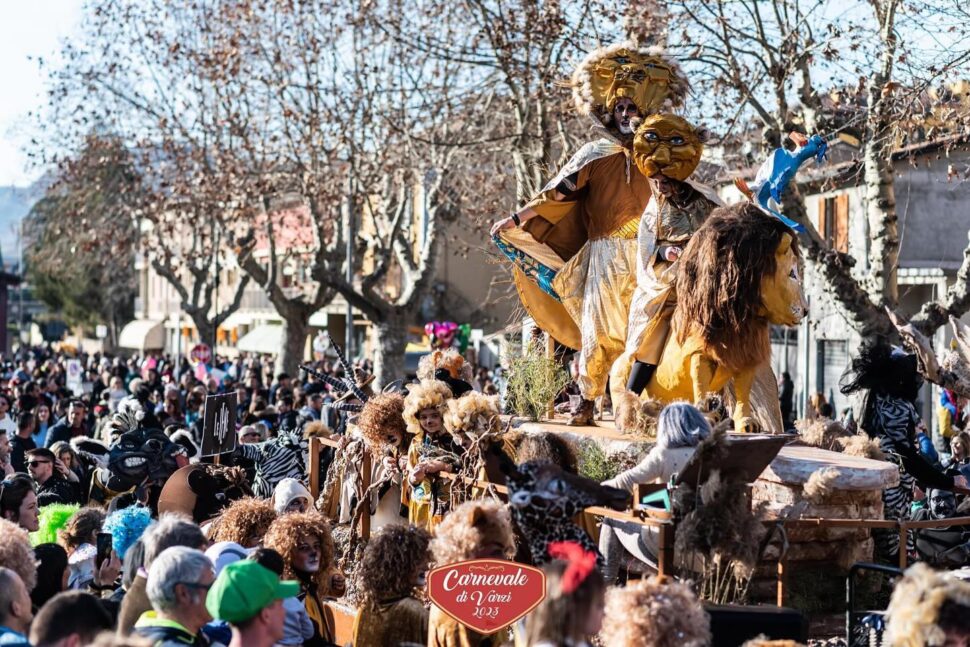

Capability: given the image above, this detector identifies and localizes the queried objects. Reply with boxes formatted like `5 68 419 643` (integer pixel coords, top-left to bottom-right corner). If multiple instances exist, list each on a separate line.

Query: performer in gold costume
609 114 723 409
492 43 688 425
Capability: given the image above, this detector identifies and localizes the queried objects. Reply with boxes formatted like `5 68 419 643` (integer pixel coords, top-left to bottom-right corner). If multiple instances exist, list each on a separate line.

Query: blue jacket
916 431 940 466
0 626 31 647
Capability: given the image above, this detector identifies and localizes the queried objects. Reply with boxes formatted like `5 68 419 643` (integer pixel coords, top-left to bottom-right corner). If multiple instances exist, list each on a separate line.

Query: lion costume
494 43 688 425
635 202 806 433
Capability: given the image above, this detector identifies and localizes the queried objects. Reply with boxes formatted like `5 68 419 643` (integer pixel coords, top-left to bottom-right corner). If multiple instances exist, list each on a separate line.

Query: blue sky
0 0 83 187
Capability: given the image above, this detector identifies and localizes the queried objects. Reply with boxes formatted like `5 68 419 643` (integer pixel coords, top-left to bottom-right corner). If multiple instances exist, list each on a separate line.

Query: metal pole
212 217 219 354
345 173 354 360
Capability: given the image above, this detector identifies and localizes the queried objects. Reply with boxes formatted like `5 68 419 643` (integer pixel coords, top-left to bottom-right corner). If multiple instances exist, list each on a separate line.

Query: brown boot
567 398 595 426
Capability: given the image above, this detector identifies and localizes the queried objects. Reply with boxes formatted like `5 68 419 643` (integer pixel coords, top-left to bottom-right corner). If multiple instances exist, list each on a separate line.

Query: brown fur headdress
403 380 453 436
443 391 502 446
355 392 407 453
600 576 711 647
417 349 472 383
673 201 800 373
431 499 515 565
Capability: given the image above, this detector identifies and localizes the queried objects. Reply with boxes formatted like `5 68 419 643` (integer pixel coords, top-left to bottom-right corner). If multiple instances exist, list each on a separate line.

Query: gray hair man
0 567 33 647
134 546 215 647
117 513 208 635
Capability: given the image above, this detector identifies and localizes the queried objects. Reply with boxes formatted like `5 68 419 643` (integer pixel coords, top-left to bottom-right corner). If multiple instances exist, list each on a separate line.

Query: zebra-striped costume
236 429 308 498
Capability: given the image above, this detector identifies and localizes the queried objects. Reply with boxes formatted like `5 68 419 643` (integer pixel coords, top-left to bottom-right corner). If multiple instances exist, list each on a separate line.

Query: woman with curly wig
402 380 463 532
263 512 343 647
599 576 710 647
352 523 432 647
428 500 516 647
208 497 277 548
354 393 410 530
58 506 106 589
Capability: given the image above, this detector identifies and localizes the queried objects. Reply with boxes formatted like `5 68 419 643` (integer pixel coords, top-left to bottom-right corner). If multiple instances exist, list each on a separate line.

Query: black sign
201 392 238 457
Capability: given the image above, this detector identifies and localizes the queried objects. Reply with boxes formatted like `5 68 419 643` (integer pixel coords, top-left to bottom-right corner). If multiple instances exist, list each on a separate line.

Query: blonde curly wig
417 349 472 383
403 380 453 437
0 518 37 591
431 500 515 565
263 511 335 589
600 576 711 647
885 563 970 647
443 392 502 446
209 497 277 548
355 393 407 452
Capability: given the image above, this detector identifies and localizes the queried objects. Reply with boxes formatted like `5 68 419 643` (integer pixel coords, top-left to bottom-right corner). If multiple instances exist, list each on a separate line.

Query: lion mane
673 201 800 374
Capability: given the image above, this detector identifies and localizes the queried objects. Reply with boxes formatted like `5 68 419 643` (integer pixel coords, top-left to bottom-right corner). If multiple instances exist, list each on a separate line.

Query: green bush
505 347 570 421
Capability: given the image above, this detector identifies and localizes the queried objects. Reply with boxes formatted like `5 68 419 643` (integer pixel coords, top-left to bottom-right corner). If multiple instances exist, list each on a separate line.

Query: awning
118 319 165 351
308 310 329 327
236 324 283 354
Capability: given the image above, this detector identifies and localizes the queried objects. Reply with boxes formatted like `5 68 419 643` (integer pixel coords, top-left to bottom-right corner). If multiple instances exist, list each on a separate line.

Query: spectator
524 542 606 647
298 392 323 423
916 421 940 467
0 475 39 532
26 449 82 506
49 442 86 491
276 396 297 432
0 435 12 479
778 371 794 428
0 394 16 438
247 548 312 647
944 432 970 472
59 507 106 590
31 404 51 450
205 560 295 647
30 591 113 647
9 415 36 475
0 567 32 647
117 514 208 635
134 547 214 647
30 544 69 609
237 426 262 445
271 479 311 516
269 374 291 405
45 401 89 447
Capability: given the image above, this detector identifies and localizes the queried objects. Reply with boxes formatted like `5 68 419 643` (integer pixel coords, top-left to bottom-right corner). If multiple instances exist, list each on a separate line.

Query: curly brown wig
209 498 277 548
0 518 37 591
355 393 407 453
355 523 431 609
58 507 106 552
600 576 711 647
673 201 800 373
431 500 515 565
402 380 452 437
263 511 335 589
515 432 579 474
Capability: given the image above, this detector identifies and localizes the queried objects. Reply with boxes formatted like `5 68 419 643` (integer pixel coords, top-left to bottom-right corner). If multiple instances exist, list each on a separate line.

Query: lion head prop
633 114 708 181
640 201 807 432
572 42 688 137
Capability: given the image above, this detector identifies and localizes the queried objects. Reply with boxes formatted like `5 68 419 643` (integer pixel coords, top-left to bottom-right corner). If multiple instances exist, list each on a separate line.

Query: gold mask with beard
572 43 688 132
633 114 705 182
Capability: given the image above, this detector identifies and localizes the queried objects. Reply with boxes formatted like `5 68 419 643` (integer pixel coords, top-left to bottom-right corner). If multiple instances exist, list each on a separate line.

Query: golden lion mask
633 114 705 181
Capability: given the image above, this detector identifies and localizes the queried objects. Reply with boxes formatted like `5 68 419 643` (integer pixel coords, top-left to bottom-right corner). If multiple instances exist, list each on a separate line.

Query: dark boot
626 361 657 395
567 398 596 426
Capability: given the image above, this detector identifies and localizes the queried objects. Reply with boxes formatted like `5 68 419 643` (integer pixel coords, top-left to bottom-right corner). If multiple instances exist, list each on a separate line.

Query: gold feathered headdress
571 42 688 129
403 380 453 436
443 391 502 446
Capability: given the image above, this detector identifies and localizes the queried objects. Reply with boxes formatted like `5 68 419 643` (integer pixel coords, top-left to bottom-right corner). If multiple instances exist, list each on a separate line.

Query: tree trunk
276 311 310 376
373 312 409 389
186 310 215 353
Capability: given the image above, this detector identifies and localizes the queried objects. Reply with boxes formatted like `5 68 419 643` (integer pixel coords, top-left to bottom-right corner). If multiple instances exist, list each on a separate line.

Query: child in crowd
523 541 606 647
402 380 463 532
600 575 711 647
352 524 432 647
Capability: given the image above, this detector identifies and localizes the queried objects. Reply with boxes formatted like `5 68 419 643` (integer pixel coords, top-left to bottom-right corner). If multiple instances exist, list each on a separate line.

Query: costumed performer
612 114 723 410
492 42 688 425
402 380 463 532
351 523 432 647
354 392 410 531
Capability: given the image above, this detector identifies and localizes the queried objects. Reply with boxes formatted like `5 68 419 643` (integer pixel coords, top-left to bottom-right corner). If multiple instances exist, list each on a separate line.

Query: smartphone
96 532 113 569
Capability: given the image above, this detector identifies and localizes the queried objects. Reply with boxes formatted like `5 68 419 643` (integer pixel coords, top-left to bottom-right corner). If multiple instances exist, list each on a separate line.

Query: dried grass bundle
795 418 850 450
506 348 571 421
836 434 886 461
615 391 665 438
803 468 842 505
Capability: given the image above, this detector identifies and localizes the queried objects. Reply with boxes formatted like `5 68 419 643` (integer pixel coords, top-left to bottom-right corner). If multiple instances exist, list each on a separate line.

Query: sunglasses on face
27 461 51 468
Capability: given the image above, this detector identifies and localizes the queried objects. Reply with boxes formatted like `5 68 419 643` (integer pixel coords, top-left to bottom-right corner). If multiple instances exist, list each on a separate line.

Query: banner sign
427 559 545 635
201 392 238 457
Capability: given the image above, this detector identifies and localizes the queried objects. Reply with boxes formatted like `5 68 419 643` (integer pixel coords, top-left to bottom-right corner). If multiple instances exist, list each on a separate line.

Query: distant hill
0 183 43 269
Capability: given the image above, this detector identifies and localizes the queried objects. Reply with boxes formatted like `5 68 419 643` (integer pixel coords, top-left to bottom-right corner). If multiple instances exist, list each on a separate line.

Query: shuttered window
818 194 849 253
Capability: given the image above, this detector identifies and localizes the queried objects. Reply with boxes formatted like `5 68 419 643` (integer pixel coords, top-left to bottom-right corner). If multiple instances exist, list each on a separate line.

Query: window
818 195 849 253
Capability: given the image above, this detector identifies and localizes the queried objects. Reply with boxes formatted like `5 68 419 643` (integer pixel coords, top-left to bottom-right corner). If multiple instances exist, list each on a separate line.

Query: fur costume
885 563 970 647
402 385 464 532
156 464 252 524
443 392 516 506
352 524 431 647
0 518 37 591
428 500 516 647
494 44 688 419
349 393 410 531
102 505 153 559
600 576 711 647
208 497 276 547
417 349 474 385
